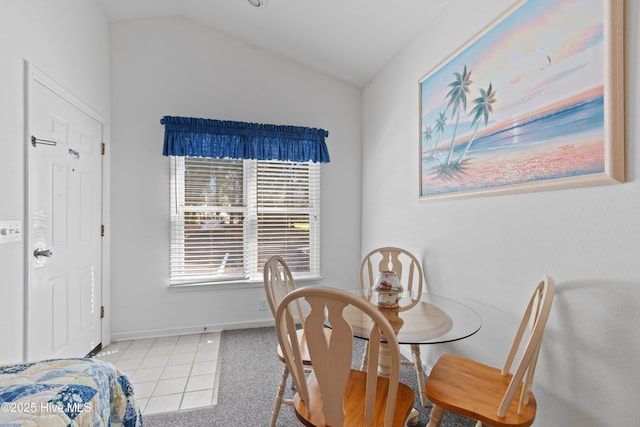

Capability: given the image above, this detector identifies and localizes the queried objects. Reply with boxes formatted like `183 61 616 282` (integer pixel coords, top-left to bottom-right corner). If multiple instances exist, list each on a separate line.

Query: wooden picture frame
419 0 624 201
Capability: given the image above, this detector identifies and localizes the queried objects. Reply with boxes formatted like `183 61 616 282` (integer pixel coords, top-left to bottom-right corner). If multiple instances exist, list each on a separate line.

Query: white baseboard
109 319 275 342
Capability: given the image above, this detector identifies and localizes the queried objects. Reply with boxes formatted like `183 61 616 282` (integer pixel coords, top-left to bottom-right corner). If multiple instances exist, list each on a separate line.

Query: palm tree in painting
457 83 497 164
422 124 433 154
444 65 473 167
431 112 447 152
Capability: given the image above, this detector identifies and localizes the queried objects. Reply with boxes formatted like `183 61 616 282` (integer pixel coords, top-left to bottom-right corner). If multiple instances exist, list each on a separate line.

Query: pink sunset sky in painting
419 0 610 198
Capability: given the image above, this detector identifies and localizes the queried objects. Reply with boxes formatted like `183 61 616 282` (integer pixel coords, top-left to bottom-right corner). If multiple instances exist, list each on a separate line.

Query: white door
26 65 103 361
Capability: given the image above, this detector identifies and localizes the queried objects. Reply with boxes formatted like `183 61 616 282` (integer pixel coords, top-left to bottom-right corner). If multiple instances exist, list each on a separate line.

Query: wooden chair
263 256 330 427
360 247 428 406
275 285 415 427
424 276 556 427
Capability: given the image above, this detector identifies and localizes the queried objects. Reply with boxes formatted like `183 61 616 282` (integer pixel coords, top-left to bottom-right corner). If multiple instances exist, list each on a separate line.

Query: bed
0 357 142 426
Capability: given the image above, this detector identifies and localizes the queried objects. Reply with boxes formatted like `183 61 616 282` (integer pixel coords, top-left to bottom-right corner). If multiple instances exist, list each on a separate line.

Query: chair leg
410 344 427 406
361 340 369 371
404 408 420 427
426 405 444 427
270 365 289 427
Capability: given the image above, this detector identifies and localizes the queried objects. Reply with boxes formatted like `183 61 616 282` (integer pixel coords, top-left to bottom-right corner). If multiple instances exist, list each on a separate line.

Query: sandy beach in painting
422 135 603 195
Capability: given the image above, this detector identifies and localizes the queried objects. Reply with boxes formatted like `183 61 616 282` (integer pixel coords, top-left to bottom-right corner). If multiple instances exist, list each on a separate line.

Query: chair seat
277 328 332 365
293 370 415 427
425 354 537 427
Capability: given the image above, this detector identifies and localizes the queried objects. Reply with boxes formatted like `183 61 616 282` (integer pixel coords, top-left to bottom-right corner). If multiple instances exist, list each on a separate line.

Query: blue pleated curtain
161 116 330 163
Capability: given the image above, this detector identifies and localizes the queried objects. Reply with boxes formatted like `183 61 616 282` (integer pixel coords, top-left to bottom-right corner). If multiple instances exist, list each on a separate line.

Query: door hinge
100 306 105 319
101 143 105 155
101 224 104 237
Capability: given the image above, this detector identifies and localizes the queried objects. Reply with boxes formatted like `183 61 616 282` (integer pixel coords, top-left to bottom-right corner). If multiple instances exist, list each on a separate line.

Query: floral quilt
0 358 142 426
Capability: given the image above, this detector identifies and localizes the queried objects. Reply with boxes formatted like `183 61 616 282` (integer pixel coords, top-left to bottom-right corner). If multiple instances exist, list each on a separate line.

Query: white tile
105 341 132 351
132 381 157 399
146 346 174 357
198 342 220 353
177 334 201 344
95 335 221 416
131 366 163 382
153 377 188 396
194 350 218 362
128 338 156 349
199 334 221 347
143 394 182 415
172 342 199 354
201 331 221 339
186 373 215 392
153 336 179 346
95 353 120 363
118 348 150 360
180 389 213 410
167 352 195 366
114 357 143 372
142 355 170 368
190 361 217 376
161 363 192 379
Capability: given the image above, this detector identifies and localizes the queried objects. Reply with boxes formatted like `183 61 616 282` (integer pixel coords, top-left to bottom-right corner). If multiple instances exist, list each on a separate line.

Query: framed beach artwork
419 0 624 201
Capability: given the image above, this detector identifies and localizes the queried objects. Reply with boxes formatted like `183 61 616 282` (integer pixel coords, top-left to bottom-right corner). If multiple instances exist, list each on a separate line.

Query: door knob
34 248 53 258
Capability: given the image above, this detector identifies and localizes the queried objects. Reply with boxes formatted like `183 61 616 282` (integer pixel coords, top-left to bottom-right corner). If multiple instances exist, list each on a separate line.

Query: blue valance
161 116 330 163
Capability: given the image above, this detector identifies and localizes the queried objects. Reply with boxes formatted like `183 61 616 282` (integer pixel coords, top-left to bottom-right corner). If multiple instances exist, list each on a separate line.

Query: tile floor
93 331 222 415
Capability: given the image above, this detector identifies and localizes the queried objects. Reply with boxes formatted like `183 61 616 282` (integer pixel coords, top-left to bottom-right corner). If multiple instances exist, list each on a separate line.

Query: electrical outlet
259 298 268 311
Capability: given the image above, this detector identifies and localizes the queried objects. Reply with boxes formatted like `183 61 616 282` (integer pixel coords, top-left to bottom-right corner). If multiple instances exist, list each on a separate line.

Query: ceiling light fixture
248 0 265 7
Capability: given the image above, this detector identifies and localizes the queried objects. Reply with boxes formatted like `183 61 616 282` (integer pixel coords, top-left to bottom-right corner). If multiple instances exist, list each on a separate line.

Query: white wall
0 0 110 364
108 17 362 339
362 0 639 425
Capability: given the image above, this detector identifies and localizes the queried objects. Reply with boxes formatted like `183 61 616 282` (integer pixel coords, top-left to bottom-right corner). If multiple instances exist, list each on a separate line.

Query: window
161 115 329 286
169 156 321 285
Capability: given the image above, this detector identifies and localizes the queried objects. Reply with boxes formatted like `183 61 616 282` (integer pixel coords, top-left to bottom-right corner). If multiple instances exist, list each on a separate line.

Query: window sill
168 276 322 291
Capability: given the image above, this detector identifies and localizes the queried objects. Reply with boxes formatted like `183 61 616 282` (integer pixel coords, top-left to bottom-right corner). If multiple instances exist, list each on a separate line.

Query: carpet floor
143 326 475 426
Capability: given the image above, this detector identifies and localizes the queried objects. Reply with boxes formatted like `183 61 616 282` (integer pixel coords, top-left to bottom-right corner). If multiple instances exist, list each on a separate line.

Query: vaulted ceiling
96 0 450 87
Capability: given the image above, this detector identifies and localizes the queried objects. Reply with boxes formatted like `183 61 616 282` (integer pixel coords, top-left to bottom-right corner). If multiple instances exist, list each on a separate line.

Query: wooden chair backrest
360 247 424 295
275 286 403 427
499 276 555 416
263 256 304 321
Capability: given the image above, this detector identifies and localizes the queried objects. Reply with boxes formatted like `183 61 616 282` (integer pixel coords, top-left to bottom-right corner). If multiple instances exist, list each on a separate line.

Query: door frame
24 61 107 360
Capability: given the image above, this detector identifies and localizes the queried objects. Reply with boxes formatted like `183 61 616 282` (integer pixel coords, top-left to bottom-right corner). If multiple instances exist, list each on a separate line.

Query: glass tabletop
344 289 482 345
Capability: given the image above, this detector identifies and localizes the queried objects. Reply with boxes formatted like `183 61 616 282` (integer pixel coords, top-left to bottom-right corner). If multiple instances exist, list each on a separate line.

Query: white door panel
51 274 69 352
26 64 103 361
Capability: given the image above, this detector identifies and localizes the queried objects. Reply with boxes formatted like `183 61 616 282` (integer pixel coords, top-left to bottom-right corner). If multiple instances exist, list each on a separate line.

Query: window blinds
255 160 320 274
169 157 320 285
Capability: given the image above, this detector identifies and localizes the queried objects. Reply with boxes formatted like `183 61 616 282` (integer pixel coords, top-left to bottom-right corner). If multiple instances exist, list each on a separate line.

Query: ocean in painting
421 94 605 197
417 0 611 198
